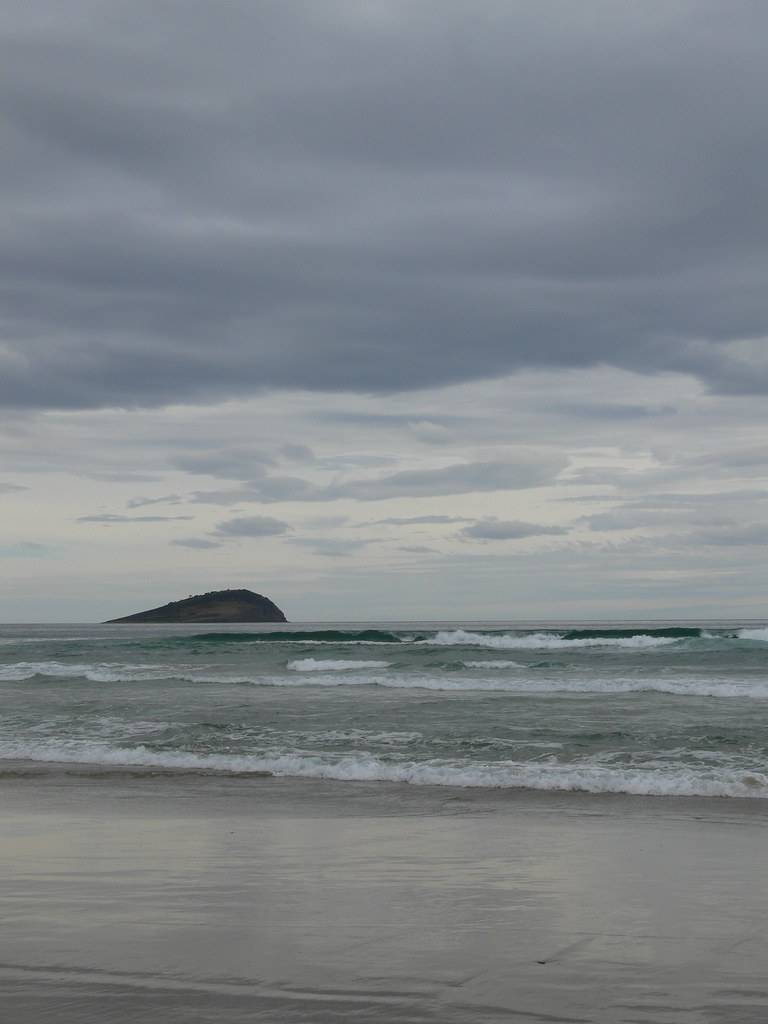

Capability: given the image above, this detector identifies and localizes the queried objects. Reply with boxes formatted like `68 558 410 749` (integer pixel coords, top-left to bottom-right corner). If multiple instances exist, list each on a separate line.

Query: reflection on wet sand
1 769 767 1023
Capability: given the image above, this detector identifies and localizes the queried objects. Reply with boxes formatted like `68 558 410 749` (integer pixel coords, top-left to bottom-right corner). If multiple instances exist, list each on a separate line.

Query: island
105 589 288 623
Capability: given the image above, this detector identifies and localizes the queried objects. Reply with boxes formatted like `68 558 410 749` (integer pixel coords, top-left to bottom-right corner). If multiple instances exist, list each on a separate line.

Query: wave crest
427 630 679 650
183 629 404 644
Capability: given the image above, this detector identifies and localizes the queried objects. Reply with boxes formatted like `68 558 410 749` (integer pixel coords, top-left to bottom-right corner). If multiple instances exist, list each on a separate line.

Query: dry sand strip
1 769 767 1023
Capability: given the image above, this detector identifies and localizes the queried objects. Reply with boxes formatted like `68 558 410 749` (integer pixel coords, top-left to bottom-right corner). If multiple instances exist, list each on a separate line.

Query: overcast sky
2 0 768 621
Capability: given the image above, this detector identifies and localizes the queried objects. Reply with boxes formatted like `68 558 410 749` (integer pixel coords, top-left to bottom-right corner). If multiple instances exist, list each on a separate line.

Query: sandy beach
1 766 767 1023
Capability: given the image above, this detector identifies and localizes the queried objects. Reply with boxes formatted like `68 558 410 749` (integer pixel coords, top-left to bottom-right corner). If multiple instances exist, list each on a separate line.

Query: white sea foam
426 630 679 650
2 740 766 798
287 659 391 672
0 661 170 682
244 673 768 698
3 660 768 697
0 660 268 685
738 628 768 642
463 660 523 669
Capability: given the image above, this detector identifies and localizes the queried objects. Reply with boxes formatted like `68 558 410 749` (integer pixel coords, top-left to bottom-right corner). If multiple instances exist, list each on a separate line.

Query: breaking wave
288 659 391 672
426 630 680 650
4 661 768 697
2 739 766 798
738 628 768 642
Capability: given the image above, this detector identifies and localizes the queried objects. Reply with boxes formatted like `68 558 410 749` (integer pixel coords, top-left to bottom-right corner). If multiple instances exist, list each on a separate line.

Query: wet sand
1 765 767 1023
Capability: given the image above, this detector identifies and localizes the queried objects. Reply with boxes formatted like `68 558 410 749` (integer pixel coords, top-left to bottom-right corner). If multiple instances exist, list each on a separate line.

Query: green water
1 620 767 797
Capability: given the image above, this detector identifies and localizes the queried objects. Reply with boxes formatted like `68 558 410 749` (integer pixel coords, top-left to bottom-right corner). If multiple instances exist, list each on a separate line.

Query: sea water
2 620 768 798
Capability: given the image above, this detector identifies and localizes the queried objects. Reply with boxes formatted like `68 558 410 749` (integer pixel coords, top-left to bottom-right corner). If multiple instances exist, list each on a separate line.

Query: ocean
2 619 768 799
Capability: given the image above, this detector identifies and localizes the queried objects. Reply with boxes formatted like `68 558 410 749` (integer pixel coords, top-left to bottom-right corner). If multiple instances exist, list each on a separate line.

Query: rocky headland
106 589 287 623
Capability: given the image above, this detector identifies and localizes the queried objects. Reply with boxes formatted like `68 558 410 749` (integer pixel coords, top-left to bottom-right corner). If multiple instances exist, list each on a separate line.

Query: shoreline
3 757 768 810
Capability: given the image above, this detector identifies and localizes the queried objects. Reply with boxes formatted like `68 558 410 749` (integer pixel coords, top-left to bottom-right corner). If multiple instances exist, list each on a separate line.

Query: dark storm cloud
459 519 569 541
3 1 768 410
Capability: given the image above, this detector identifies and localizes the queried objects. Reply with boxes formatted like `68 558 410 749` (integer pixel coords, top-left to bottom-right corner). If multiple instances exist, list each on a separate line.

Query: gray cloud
171 537 223 549
407 421 454 445
459 519 569 541
76 513 193 523
172 444 395 478
690 446 768 470
287 537 375 558
554 402 677 420
365 515 474 526
0 482 28 493
580 508 730 532
570 477 768 557
188 455 565 504
561 466 683 490
594 489 768 508
213 515 290 538
688 523 768 547
300 515 349 529
280 444 315 464
315 454 398 470
190 477 314 504
172 450 274 478
4 2 768 411
312 412 475 429
127 494 183 508
333 458 567 500
82 471 163 483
